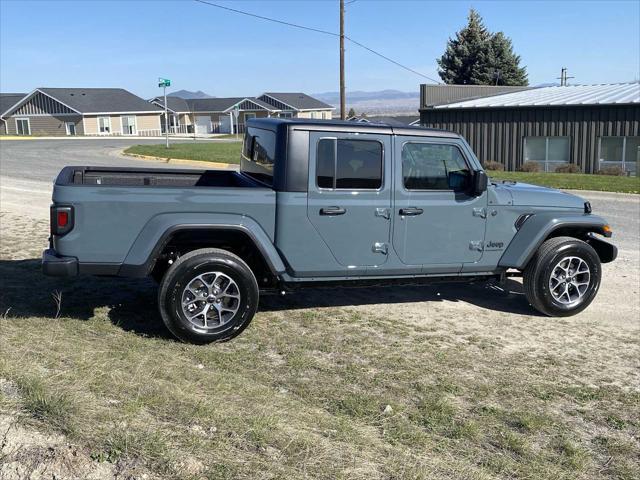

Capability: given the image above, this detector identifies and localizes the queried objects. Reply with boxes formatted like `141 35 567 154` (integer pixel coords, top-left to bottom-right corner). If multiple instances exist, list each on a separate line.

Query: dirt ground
0 173 638 479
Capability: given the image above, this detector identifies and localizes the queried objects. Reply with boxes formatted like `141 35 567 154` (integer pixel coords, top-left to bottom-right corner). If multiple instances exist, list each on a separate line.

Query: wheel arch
498 212 616 269
119 215 286 282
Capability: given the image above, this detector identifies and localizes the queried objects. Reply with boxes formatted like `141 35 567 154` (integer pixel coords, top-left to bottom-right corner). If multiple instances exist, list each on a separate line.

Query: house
0 93 26 135
347 115 420 126
256 92 334 119
419 83 640 174
0 88 163 136
150 92 334 134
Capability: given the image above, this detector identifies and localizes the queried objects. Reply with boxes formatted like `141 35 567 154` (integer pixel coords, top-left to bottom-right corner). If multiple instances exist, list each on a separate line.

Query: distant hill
167 90 214 99
313 89 419 115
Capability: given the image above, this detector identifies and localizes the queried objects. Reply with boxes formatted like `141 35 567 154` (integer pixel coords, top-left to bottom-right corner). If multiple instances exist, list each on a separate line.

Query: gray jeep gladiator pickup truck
43 118 617 343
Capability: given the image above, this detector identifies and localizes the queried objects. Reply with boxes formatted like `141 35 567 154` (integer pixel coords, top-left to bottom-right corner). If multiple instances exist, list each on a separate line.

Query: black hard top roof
248 117 460 138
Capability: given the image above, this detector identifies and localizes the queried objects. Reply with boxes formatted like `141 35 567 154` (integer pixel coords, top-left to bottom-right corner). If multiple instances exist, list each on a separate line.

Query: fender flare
118 212 286 277
498 212 614 269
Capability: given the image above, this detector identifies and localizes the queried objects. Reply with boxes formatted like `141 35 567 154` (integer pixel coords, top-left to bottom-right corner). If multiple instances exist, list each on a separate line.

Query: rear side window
316 138 383 189
402 142 469 190
241 127 276 186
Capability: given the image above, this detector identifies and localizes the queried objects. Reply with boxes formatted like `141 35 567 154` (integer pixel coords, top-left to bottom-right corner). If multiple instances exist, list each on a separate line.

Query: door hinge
375 208 390 220
469 241 484 251
372 242 389 255
472 207 487 219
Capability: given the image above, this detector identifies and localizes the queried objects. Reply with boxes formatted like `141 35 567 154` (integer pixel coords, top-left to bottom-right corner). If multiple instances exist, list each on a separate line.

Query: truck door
392 137 487 267
307 131 392 269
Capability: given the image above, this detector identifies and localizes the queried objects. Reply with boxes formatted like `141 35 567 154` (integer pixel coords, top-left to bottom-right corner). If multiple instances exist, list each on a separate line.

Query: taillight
50 205 74 236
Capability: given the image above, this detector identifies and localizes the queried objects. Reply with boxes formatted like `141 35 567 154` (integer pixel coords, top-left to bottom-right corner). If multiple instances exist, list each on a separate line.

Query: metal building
420 83 640 174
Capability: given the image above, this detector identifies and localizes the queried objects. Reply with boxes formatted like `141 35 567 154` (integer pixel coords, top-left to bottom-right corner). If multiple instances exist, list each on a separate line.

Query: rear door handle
320 206 346 216
399 207 424 216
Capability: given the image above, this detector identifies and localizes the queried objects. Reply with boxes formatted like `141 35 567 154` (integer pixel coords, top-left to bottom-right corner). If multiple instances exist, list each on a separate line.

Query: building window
523 136 571 172
98 116 111 134
121 116 136 135
15 118 30 135
244 113 256 123
279 112 293 118
316 138 383 190
310 112 320 119
599 136 639 175
65 122 77 136
402 142 470 190
322 111 331 120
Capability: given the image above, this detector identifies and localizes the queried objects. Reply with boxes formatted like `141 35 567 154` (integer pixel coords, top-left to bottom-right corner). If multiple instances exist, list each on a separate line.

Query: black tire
158 248 259 344
523 236 601 317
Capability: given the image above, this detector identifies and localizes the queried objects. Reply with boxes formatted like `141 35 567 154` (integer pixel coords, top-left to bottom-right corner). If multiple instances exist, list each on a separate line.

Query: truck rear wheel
523 236 601 317
158 248 259 344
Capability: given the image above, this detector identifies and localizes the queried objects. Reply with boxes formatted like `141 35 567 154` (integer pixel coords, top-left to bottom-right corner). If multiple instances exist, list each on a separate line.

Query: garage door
195 116 211 134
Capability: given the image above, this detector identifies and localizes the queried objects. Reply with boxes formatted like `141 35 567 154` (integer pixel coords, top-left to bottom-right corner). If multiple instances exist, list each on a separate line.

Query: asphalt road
0 138 209 183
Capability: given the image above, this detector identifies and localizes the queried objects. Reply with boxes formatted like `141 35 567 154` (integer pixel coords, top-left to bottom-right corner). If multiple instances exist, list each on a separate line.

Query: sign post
158 78 171 148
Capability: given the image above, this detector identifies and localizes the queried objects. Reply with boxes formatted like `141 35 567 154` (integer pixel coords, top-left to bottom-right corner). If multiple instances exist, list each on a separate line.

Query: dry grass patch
0 209 638 479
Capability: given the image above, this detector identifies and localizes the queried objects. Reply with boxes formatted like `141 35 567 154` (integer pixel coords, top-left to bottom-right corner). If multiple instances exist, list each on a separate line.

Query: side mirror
472 170 488 196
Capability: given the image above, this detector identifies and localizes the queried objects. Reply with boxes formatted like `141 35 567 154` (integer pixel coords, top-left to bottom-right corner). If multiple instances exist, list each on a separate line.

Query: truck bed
51 166 276 268
56 166 261 188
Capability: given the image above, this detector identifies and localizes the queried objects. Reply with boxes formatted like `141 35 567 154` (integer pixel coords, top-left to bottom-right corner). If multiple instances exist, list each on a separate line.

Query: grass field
1 203 638 479
487 170 639 194
125 141 242 164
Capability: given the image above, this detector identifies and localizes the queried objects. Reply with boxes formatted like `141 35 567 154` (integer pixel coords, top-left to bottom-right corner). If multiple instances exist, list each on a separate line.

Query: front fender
119 212 286 277
498 212 612 269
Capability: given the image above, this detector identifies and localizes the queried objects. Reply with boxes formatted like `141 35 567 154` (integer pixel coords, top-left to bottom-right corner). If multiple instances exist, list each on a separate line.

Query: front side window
524 136 571 172
15 118 30 135
316 138 383 190
402 142 470 190
98 116 111 134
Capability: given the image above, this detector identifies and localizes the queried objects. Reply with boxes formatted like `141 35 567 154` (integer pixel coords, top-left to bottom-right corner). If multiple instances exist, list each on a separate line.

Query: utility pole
339 0 345 120
557 68 575 86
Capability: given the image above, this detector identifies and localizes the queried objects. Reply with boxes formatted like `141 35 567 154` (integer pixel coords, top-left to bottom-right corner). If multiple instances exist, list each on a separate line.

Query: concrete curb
122 151 238 169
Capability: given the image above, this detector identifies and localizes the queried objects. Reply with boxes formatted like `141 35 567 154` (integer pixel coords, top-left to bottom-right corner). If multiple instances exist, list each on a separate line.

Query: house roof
434 83 640 109
184 97 279 113
0 93 26 116
357 115 420 126
151 96 190 113
261 92 334 110
33 88 163 114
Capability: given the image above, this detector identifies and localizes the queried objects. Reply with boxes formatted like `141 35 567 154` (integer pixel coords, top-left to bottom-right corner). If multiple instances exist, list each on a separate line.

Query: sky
1 0 638 98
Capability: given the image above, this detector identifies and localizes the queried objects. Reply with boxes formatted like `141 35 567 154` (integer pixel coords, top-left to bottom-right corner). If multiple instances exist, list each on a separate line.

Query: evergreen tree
347 107 356 118
437 9 528 86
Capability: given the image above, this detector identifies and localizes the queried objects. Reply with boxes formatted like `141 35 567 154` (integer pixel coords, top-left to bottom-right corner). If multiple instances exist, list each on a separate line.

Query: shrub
484 161 504 171
555 163 581 174
597 165 626 176
519 161 540 172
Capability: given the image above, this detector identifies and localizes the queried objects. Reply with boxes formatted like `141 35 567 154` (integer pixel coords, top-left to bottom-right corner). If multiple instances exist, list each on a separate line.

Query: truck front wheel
158 248 259 344
523 236 601 317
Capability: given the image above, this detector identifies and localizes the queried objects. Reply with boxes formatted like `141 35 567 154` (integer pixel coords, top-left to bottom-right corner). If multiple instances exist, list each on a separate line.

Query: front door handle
320 206 346 216
399 207 424 216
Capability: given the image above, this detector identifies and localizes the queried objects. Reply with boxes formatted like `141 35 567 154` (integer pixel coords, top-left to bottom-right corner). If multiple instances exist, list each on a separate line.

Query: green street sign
158 78 171 87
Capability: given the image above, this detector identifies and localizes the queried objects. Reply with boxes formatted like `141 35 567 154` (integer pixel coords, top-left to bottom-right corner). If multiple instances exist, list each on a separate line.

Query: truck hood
494 182 585 209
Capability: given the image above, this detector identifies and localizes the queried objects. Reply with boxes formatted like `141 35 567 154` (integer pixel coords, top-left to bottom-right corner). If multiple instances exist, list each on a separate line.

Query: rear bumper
42 248 78 277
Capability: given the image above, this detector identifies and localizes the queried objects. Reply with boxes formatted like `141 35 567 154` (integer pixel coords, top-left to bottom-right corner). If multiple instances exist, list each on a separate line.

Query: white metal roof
434 82 640 109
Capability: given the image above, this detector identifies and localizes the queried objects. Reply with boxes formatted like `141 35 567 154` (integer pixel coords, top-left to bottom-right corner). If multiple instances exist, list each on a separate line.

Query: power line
193 0 440 84
193 0 337 37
